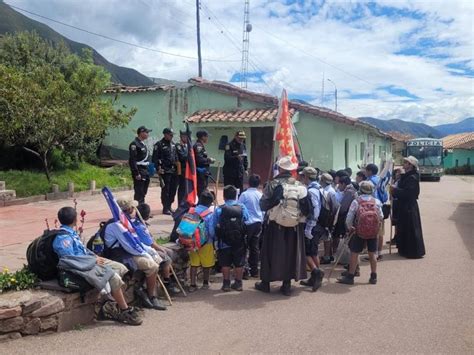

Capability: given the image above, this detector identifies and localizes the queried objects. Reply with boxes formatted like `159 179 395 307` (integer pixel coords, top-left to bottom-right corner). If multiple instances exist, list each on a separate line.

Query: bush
0 266 37 293
445 164 473 175
0 162 132 197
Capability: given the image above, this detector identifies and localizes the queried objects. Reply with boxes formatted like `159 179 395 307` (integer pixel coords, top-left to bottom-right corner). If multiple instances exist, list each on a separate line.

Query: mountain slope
434 117 474 136
359 117 443 138
0 2 153 86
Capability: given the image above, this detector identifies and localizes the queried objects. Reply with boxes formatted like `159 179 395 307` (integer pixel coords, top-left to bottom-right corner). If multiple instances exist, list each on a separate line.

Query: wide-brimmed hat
299 166 318 179
320 173 334 184
403 156 419 170
277 156 298 171
117 198 138 211
359 180 374 194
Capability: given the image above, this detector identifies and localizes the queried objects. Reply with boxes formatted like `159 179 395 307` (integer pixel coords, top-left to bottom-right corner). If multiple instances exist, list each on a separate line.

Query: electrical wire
6 3 241 63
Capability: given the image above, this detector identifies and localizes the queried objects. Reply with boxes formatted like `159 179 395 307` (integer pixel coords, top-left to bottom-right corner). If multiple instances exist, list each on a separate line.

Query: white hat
403 156 419 170
117 198 138 211
277 156 298 171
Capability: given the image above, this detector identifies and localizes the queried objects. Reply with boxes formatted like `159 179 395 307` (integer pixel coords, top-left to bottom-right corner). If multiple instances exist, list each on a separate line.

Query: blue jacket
53 225 95 258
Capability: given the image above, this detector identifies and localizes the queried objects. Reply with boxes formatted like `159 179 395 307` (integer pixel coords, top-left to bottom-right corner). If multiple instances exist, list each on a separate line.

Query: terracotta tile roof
103 85 176 93
442 132 474 149
187 107 295 123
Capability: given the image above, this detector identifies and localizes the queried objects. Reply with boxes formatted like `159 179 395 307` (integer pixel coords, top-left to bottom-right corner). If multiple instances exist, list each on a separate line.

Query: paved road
1 176 473 353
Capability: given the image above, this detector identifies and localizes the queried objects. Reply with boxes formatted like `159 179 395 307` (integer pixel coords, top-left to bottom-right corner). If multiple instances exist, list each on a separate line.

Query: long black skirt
260 221 307 282
396 200 425 258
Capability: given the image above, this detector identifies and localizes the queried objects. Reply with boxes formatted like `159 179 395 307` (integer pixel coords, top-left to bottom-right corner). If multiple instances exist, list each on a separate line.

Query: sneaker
97 300 120 321
188 285 198 293
201 283 210 290
221 280 231 292
165 283 181 295
135 288 154 309
231 281 243 292
254 281 270 293
337 273 355 285
320 256 332 265
116 307 143 326
150 296 167 311
312 269 324 292
369 272 377 285
341 269 360 277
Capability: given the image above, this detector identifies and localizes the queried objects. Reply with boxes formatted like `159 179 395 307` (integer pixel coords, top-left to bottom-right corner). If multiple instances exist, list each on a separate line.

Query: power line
6 3 240 63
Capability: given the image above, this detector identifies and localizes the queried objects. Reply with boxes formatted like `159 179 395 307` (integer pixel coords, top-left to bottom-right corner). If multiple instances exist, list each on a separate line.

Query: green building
102 78 392 181
442 132 474 170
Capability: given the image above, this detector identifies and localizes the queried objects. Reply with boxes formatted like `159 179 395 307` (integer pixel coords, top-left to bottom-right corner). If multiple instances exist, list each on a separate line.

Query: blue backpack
177 207 211 251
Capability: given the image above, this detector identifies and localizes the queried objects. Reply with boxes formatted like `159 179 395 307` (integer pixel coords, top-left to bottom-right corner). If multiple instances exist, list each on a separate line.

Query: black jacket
223 139 248 178
152 138 178 174
129 138 149 177
193 141 212 169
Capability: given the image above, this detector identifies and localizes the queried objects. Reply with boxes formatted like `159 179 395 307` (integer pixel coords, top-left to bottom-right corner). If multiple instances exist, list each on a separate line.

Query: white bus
406 138 443 181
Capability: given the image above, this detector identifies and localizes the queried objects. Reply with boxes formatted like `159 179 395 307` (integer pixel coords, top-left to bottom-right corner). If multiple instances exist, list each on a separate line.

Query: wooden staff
214 161 221 206
327 231 354 282
389 188 393 255
156 273 172 306
134 206 186 299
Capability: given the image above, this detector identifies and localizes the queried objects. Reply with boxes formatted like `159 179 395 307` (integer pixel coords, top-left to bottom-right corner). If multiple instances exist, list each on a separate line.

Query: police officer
129 126 152 204
193 130 215 197
175 130 189 205
152 128 178 215
223 130 248 192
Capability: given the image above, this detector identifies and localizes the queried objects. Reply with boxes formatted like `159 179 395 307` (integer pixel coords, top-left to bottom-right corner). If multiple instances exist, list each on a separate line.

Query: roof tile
442 132 474 149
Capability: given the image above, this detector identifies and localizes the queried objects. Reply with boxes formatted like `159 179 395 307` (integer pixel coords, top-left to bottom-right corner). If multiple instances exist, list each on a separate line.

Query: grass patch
0 163 132 197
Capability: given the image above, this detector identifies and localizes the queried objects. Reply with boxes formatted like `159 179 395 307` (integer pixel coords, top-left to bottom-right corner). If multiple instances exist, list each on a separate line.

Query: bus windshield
407 145 443 166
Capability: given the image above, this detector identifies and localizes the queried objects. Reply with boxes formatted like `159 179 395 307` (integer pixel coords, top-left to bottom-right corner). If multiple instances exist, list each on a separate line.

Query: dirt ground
1 176 473 353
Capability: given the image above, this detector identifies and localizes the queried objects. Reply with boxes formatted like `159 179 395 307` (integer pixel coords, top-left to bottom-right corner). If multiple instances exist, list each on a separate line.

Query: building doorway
251 127 274 183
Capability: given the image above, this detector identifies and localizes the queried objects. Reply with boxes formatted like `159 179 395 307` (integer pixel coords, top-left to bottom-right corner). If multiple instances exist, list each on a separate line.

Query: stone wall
0 289 101 343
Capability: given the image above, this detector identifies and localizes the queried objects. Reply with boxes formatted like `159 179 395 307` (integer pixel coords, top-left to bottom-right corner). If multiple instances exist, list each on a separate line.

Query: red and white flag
274 89 299 165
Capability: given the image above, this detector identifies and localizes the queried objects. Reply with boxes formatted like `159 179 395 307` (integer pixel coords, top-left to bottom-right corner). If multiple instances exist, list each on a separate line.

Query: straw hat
117 198 138 211
299 166 318 179
359 180 374 194
277 156 298 171
403 156 419 170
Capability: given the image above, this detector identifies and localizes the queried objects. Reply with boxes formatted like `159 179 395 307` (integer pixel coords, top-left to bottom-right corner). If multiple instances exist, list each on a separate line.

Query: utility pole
196 0 202 77
327 78 337 112
240 0 252 88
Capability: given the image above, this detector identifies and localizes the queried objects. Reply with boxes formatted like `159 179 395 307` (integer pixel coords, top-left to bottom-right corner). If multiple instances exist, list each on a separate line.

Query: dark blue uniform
152 138 178 213
223 138 248 192
129 138 150 204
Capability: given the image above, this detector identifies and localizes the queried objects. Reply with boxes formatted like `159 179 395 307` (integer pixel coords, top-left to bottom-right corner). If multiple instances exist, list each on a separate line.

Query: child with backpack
210 185 249 292
337 181 383 285
176 190 215 292
51 207 142 325
238 174 263 278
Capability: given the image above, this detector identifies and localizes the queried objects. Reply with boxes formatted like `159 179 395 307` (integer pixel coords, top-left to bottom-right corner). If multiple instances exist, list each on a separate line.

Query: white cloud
5 0 474 124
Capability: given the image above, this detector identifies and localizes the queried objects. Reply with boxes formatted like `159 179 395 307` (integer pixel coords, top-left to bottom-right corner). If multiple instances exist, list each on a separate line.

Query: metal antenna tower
240 0 252 88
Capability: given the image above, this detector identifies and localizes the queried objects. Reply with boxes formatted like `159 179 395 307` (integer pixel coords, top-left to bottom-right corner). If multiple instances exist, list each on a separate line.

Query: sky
5 0 474 125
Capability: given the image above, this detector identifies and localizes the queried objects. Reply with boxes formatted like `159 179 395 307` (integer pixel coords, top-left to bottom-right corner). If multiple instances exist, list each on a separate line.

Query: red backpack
355 197 380 239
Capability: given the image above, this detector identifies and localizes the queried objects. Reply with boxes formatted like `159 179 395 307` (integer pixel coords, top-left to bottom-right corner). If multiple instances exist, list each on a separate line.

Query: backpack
177 207 212 251
355 197 380 239
318 189 336 229
268 178 308 227
216 204 245 247
86 219 116 257
27 229 63 281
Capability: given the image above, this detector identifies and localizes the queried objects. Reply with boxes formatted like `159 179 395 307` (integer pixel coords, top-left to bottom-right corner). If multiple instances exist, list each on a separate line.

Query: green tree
0 31 136 180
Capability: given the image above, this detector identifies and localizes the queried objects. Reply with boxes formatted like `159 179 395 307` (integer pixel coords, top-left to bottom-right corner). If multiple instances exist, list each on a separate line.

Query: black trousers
245 222 262 276
160 173 178 210
197 172 208 198
177 174 187 206
224 175 244 192
133 176 150 204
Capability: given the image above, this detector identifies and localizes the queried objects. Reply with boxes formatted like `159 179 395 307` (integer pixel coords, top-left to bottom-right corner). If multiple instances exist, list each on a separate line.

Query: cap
299 166 318 179
403 156 419 170
162 128 174 135
359 180 374 194
276 156 298 171
137 126 152 134
196 130 209 139
116 198 138 211
320 173 334 184
236 130 247 139
179 129 189 136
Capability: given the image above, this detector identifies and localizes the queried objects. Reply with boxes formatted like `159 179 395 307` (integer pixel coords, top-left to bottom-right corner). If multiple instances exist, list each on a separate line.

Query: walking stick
134 207 187 298
214 162 221 205
156 273 172 306
389 194 393 255
169 263 187 297
327 231 354 282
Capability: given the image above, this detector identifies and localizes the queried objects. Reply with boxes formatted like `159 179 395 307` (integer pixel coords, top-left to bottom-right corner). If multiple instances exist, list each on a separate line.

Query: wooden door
251 127 274 183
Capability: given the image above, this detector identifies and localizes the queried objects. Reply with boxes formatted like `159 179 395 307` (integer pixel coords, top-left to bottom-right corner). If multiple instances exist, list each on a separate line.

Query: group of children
45 161 389 326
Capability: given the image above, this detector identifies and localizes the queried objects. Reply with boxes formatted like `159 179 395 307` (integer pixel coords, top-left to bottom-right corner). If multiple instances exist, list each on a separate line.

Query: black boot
369 272 377 285
280 280 291 296
312 269 324 292
337 273 355 285
221 279 231 292
254 281 270 293
300 268 317 287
